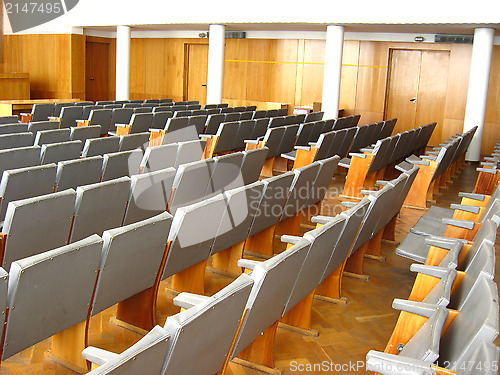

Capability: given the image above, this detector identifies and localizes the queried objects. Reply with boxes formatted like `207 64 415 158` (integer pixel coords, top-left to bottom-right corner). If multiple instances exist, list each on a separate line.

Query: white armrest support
450 204 480 214
237 259 261 270
441 218 475 230
173 292 210 309
311 215 334 224
409 264 450 279
458 192 486 201
280 235 302 244
82 347 120 366
391 299 440 318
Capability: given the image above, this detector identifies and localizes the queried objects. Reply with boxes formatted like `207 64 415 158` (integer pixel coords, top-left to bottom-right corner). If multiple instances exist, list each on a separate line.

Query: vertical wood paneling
223 39 248 100
144 38 165 98
339 40 359 116
444 44 471 121
246 39 271 102
300 39 325 108
129 38 145 99
268 39 298 105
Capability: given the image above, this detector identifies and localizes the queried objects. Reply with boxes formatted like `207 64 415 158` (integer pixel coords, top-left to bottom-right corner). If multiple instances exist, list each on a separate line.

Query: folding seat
0 123 28 135
186 104 201 110
20 103 54 123
220 107 234 113
69 124 101 150
330 116 350 130
305 155 340 207
249 118 269 139
39 140 82 164
119 132 150 152
174 139 206 168
283 130 335 168
203 104 218 109
122 168 176 225
239 111 254 121
0 132 34 150
161 194 229 294
151 111 171 129
139 144 177 173
347 124 369 153
266 109 280 117
109 108 133 133
294 122 315 147
79 109 113 135
276 124 299 156
0 163 57 221
229 238 310 368
231 120 255 150
119 112 154 135
34 128 71 146
69 177 131 242
187 114 208 135
206 153 245 197
55 156 103 191
304 111 324 123
82 136 120 157
97 100 113 106
173 110 192 118
246 126 285 159
90 212 173 319
205 113 226 135
203 121 240 156
153 107 174 116
245 105 257 111
123 103 141 108
144 99 160 104
0 189 77 270
101 149 143 181
240 147 269 185
27 120 59 133
381 118 397 138
252 110 267 119
3 235 102 366
233 106 246 112
0 145 41 179
224 112 240 124
268 116 285 128
168 158 215 214
170 105 188 111
103 104 122 109
191 109 208 116
52 105 83 129
53 102 75 117
0 115 19 124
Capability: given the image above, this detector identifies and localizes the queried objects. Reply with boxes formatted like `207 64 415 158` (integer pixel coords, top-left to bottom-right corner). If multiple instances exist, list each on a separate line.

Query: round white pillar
321 25 344 120
206 24 225 105
463 28 495 161
115 25 131 101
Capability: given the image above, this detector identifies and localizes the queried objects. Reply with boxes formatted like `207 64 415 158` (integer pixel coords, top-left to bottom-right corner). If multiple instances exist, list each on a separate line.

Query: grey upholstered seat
0 123 28 135
55 156 103 191
28 103 54 122
0 163 57 220
206 152 245 197
3 234 103 359
211 121 240 154
240 147 268 185
306 156 339 206
121 113 154 134
232 120 255 150
110 108 133 133
249 118 269 140
0 116 19 125
161 117 192 144
123 167 176 225
33 128 71 146
86 109 113 135
39 140 82 164
0 146 41 179
82 136 120 157
140 144 178 173
70 125 101 149
2 189 77 270
101 149 143 181
0 132 34 150
173 139 206 169
91 212 173 315
70 177 131 242
57 106 83 129
28 120 59 133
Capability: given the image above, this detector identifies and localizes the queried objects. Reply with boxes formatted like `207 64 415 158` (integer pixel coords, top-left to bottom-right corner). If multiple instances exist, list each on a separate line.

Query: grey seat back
366 137 392 175
325 128 347 157
140 144 178 173
313 130 336 161
40 140 82 165
59 106 83 129
174 139 206 168
239 111 253 120
438 277 499 370
241 147 268 185
162 274 253 374
337 126 358 157
3 235 102 359
187 115 208 135
101 150 143 181
349 125 369 153
306 156 339 206
31 103 54 122
253 110 267 119
163 117 193 144
119 132 150 152
123 167 176 225
129 113 154 134
70 177 131 242
70 125 101 149
205 114 225 135
381 118 397 138
34 128 71 146
151 112 170 130
305 111 324 123
248 172 295 236
0 146 41 179
319 198 371 282
28 120 59 133
55 156 103 191
213 121 240 154
0 132 34 150
82 105 103 119
295 122 315 147
88 109 113 135
284 215 347 314
224 112 240 123
2 189 76 270
280 162 320 220
0 163 57 220
232 120 255 150
162 194 228 279
309 121 325 143
82 136 120 157
110 108 133 132
85 326 170 375
0 116 19 125
207 152 245 197
278 124 299 154
250 118 269 139
232 238 311 357
92 212 173 315
262 126 286 158
0 123 28 135
210 181 265 256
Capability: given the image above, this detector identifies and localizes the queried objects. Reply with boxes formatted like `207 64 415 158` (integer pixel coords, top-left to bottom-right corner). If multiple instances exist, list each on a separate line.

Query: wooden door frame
183 43 209 102
383 46 452 122
85 36 113 101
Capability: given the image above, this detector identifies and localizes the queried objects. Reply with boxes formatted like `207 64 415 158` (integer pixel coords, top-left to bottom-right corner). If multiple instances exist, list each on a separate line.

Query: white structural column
321 25 344 120
206 24 225 104
115 25 131 101
463 28 495 161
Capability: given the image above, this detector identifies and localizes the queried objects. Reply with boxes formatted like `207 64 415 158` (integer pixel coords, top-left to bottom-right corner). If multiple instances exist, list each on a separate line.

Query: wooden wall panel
268 39 298 105
129 38 146 99
245 39 271 102
443 44 471 121
339 40 359 116
223 39 248 101
71 34 86 100
164 39 186 102
300 39 325 108
485 46 500 124
144 38 166 98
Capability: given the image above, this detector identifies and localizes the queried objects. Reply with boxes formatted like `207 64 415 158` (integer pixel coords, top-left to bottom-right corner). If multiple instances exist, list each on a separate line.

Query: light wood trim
342 153 374 198
244 225 276 258
292 147 318 170
169 259 208 295
211 241 245 278
237 321 279 369
116 125 131 136
404 160 437 208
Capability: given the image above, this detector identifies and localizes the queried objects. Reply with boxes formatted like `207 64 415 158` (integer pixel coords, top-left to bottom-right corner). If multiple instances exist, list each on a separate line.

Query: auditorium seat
33 128 71 145
240 147 269 184
0 146 41 178
140 144 178 173
20 103 54 123
27 120 59 133
70 125 101 149
116 112 153 135
82 136 120 157
55 156 103 191
101 149 143 181
53 106 83 129
118 132 150 152
39 140 82 164
0 116 19 125
0 123 28 135
0 133 34 150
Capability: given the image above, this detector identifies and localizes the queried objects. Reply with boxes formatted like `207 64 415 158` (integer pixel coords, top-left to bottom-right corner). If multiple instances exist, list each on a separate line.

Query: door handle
410 97 417 102
201 84 207 87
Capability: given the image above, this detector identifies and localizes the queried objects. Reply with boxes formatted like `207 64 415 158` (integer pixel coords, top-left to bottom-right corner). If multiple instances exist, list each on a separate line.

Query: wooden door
86 41 110 102
385 49 450 146
185 44 208 105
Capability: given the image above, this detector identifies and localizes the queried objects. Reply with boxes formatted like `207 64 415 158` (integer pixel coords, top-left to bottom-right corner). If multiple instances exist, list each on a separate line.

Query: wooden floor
1 162 498 374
